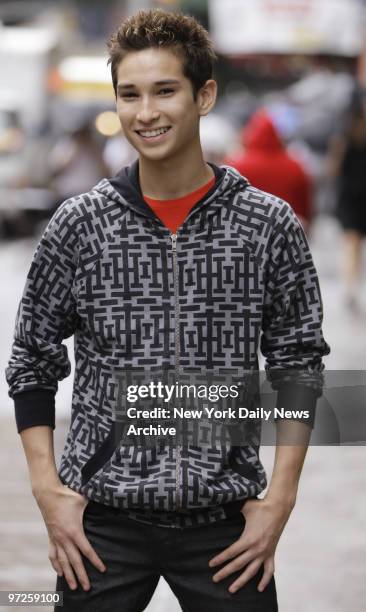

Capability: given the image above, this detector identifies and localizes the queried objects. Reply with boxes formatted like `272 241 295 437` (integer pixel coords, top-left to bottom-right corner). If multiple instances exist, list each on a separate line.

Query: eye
158 88 174 96
119 91 138 100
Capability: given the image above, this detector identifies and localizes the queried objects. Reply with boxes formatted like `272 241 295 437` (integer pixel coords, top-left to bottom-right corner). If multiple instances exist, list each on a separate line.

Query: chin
139 148 174 163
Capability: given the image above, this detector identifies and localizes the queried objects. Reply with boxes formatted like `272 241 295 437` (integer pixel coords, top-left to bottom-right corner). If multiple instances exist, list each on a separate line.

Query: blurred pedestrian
225 110 313 231
103 128 137 176
49 122 109 208
328 107 366 310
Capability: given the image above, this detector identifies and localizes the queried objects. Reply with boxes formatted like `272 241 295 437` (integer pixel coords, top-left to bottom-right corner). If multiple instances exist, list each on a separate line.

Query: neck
138 140 214 199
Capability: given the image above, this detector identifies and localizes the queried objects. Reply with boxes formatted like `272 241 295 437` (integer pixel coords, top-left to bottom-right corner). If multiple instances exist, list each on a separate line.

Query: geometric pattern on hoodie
6 165 330 527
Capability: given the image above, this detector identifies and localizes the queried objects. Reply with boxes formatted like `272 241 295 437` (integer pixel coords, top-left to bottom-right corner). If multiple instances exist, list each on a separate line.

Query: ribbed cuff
14 389 56 433
276 384 318 429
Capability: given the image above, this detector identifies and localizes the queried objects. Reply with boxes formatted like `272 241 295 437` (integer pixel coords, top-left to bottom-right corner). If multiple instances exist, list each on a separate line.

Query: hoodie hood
241 110 284 153
93 160 249 224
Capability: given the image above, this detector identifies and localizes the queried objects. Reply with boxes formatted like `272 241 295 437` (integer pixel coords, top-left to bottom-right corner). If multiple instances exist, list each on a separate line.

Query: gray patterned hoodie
6 162 329 527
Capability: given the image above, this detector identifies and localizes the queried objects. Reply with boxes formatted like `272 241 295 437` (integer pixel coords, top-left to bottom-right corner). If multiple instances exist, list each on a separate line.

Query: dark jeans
56 501 278 612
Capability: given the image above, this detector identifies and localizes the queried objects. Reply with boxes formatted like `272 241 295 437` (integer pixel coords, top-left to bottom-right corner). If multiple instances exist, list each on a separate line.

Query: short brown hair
107 9 216 99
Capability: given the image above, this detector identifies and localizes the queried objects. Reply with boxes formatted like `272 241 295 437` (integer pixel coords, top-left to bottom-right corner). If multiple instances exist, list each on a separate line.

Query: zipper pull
171 233 177 251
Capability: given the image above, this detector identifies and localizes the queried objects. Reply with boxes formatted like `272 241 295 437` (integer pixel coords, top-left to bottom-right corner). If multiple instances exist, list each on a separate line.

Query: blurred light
51 57 114 102
95 111 121 137
47 68 63 94
0 27 58 54
59 56 110 84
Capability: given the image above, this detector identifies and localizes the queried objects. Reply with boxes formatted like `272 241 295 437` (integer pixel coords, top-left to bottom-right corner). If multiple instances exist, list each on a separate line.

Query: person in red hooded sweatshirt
225 110 313 231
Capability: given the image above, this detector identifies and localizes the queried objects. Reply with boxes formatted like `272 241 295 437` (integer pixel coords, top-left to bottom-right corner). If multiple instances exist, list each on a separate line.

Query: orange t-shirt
144 176 215 234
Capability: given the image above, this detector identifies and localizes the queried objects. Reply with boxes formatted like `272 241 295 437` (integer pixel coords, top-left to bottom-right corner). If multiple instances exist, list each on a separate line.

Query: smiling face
115 47 216 164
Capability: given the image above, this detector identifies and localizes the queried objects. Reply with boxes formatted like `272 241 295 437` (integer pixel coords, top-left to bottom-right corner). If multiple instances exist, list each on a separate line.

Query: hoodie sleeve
260 205 330 423
6 200 80 433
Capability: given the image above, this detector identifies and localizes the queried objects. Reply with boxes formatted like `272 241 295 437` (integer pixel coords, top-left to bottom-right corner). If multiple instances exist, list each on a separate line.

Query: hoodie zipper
171 232 182 511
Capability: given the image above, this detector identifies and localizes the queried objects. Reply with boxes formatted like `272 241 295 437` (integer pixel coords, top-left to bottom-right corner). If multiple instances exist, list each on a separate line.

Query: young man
6 9 329 612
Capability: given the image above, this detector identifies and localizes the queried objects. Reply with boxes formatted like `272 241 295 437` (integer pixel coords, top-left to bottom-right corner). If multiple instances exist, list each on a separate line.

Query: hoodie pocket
81 422 117 487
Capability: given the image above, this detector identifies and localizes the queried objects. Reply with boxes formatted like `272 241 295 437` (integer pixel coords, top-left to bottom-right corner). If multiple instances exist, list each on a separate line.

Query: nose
136 97 160 124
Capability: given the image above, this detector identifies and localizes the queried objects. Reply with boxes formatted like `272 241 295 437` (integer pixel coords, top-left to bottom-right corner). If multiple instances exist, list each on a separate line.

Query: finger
209 537 250 568
74 533 106 573
48 540 63 577
257 557 275 592
56 545 78 591
212 550 255 582
62 540 91 591
228 559 262 593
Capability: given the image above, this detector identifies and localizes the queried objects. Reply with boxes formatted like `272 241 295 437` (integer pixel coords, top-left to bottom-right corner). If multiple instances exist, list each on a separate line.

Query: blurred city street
0 214 366 612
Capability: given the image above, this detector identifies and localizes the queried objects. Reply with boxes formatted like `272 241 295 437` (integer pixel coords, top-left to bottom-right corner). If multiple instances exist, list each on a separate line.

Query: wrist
31 474 63 499
263 490 297 512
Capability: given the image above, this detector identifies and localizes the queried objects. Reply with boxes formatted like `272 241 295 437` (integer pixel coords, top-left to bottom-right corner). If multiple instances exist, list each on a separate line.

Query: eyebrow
117 79 180 91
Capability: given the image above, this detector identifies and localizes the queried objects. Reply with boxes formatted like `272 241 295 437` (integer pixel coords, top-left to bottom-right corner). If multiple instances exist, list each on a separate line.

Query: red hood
241 110 284 152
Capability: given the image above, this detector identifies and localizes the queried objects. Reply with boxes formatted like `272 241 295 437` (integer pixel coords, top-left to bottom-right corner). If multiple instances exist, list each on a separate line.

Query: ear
197 79 217 117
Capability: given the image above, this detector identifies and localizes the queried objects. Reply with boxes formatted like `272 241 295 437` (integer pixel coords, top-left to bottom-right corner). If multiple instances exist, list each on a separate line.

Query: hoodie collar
95 160 248 224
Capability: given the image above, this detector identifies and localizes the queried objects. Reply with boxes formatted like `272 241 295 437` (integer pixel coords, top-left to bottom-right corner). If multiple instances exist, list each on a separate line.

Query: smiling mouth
135 126 171 138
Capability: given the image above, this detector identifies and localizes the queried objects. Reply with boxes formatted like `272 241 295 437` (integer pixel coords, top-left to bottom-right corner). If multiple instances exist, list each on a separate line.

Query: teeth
139 127 169 138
